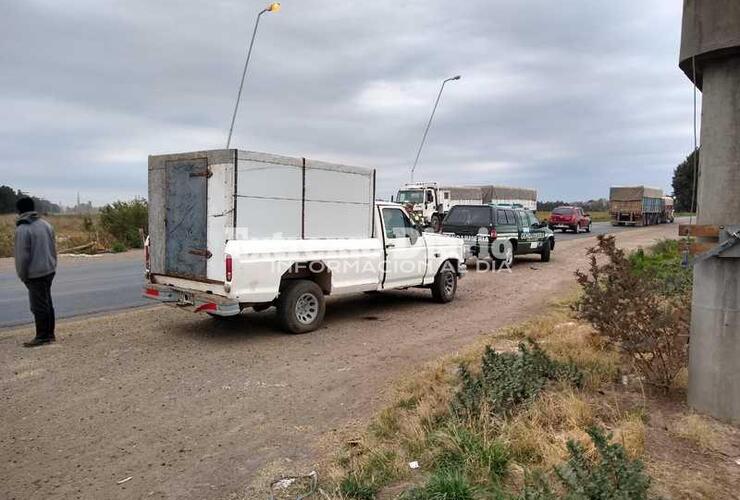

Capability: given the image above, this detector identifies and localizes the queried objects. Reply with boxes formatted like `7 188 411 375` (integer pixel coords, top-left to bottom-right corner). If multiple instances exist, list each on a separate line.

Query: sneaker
23 338 54 348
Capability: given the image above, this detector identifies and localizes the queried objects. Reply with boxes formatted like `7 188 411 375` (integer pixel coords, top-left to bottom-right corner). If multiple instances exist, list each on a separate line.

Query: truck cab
396 183 441 228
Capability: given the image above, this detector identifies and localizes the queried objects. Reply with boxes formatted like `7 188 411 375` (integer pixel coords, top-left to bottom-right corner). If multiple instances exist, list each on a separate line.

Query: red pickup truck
548 206 591 233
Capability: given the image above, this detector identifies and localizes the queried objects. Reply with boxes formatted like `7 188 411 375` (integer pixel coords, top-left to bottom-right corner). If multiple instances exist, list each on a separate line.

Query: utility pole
410 75 461 183
225 2 281 149
679 0 740 424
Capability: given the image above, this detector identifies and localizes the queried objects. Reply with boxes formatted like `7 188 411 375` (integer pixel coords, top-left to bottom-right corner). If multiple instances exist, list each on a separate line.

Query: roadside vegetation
320 237 737 499
0 199 148 257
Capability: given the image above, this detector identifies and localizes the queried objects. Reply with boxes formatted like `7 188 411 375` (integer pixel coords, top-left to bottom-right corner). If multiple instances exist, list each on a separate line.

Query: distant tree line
537 198 609 212
0 185 61 214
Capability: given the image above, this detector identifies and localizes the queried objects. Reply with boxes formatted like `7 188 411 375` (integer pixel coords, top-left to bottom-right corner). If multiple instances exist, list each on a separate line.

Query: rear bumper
142 284 241 316
459 235 489 259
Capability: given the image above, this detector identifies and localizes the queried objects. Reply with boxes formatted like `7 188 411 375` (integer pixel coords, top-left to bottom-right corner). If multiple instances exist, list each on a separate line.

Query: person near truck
14 197 58 347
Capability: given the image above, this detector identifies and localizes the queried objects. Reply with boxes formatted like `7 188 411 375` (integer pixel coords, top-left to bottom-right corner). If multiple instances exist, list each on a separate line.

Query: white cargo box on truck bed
148 149 376 283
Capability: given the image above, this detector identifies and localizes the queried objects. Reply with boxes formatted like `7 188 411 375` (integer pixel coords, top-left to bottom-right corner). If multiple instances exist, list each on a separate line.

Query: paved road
0 254 148 328
552 220 633 241
0 220 683 328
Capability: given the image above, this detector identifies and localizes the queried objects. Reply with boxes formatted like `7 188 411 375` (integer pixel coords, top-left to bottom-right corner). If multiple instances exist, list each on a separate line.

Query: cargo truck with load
395 182 537 231
142 150 466 334
609 186 668 226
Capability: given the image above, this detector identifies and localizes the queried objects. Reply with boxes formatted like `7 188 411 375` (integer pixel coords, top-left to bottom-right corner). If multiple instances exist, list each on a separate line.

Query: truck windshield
397 190 424 204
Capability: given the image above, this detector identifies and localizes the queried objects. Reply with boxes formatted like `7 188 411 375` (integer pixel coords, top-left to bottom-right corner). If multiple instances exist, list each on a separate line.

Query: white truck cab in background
396 182 538 231
143 150 465 334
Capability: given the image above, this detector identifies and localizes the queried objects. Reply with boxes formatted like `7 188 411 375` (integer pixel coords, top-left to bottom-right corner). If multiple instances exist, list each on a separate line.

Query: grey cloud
1 0 695 205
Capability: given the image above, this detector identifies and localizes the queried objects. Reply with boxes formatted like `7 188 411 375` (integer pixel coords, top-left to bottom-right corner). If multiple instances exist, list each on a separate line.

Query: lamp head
267 2 281 12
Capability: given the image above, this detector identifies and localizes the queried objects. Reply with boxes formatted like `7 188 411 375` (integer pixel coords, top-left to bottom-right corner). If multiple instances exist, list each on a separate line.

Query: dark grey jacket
15 212 57 281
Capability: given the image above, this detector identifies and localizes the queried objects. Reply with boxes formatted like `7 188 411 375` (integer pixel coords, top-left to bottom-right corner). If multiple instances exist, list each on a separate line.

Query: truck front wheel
277 280 326 334
431 214 442 232
431 265 457 303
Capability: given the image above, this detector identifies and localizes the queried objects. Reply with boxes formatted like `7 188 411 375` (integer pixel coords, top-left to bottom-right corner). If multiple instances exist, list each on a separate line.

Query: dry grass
0 213 108 257
500 389 594 468
671 414 719 452
501 309 621 391
325 291 737 499
326 300 643 497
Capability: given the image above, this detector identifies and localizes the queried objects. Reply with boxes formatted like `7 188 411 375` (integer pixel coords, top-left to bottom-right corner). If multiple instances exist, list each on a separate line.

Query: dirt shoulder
0 226 680 499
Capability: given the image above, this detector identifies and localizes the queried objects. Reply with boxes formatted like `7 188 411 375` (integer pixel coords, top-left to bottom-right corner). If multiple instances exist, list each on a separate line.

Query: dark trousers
25 273 55 340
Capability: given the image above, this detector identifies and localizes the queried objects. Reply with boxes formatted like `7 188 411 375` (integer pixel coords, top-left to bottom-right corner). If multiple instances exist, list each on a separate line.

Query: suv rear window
552 207 574 215
445 206 491 226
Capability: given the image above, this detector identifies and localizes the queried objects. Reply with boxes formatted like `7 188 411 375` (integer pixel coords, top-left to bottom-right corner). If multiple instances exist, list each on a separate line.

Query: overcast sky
2 0 697 206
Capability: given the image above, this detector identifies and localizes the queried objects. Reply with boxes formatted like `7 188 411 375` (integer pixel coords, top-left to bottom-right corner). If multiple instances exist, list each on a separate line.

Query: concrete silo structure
679 0 740 424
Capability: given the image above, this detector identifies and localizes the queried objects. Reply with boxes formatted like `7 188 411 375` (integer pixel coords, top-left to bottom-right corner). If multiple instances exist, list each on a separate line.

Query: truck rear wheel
431 266 457 303
276 280 326 334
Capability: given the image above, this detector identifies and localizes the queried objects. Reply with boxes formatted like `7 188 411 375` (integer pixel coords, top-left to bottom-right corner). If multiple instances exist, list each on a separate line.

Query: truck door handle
385 243 395 249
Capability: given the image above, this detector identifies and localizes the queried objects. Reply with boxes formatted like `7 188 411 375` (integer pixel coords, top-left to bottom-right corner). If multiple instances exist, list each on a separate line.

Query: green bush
452 341 583 419
434 423 509 482
522 426 651 499
574 235 689 390
402 469 478 500
99 199 148 249
110 241 127 253
629 239 692 296
339 474 378 499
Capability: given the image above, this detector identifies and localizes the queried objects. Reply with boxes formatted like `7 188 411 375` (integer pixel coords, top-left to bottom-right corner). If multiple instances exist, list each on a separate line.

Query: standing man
14 197 57 347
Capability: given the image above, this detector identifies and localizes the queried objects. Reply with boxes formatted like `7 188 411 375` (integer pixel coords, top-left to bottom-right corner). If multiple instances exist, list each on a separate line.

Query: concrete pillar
680 1 740 424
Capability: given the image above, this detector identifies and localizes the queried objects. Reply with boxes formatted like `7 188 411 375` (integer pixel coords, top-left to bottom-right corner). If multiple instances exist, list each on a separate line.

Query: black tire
431 264 457 303
431 215 442 233
572 224 579 233
493 243 515 270
540 240 551 262
586 222 591 233
276 280 325 334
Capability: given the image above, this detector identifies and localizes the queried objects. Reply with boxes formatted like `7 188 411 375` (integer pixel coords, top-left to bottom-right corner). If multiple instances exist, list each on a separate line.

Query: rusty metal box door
165 159 209 279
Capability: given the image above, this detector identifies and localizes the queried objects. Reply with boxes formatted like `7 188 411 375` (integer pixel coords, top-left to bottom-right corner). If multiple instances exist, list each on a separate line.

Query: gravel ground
0 225 681 499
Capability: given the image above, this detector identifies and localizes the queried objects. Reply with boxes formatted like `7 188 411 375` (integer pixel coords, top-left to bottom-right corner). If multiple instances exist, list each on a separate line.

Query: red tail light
489 228 497 239
144 287 159 297
225 254 233 282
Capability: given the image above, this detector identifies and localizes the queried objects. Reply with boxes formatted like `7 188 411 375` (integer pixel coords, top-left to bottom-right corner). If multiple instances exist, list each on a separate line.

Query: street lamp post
409 75 461 183
225 2 281 149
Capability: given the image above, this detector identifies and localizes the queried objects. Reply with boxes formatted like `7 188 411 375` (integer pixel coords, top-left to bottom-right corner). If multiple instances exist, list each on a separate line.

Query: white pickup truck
143 150 465 333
